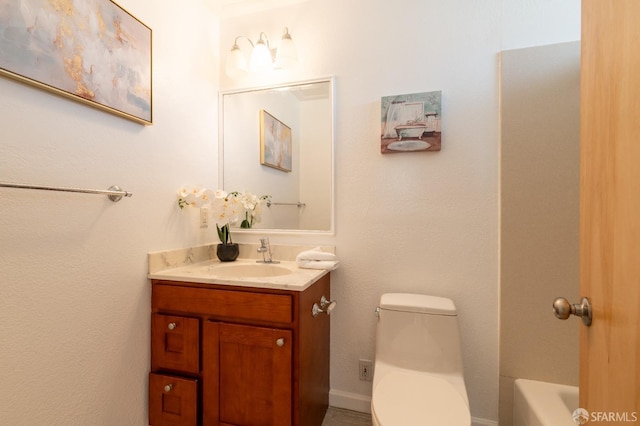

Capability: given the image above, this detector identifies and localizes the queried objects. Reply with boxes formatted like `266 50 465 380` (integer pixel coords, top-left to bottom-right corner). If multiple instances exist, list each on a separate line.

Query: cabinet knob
167 322 177 330
164 384 173 393
276 338 285 347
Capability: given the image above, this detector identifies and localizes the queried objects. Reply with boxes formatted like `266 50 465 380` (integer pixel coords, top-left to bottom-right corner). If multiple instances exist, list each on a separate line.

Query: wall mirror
219 77 334 234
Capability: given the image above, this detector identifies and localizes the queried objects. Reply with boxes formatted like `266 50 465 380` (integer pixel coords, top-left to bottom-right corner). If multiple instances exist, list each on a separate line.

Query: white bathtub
513 379 579 426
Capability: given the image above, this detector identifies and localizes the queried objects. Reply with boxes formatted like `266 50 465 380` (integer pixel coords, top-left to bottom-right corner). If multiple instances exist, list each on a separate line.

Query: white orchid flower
178 186 270 229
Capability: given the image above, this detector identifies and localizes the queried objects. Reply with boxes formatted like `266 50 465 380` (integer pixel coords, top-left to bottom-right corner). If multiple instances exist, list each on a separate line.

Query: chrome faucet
257 238 279 264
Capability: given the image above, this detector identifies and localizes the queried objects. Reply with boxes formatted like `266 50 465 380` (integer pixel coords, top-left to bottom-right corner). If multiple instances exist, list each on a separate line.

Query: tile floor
321 407 372 426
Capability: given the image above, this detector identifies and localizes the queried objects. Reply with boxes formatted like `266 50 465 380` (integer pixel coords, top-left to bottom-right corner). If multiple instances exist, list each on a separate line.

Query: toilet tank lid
379 293 457 315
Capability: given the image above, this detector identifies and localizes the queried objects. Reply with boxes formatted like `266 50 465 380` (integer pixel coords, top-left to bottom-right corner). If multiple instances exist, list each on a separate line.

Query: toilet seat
371 371 471 426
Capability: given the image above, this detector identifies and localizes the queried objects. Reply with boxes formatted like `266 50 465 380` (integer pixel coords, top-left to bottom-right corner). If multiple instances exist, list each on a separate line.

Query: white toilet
371 293 471 425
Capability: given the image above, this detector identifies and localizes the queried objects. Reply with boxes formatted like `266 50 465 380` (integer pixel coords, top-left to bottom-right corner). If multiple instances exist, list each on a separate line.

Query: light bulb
250 38 273 72
226 43 248 78
275 28 298 69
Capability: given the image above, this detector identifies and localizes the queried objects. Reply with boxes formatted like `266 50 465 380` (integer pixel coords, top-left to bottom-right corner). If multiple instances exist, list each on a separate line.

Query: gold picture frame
260 109 292 172
0 0 152 125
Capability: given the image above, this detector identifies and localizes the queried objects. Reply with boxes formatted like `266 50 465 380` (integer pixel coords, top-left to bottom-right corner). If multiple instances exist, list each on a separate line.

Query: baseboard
328 389 372 414
328 388 498 426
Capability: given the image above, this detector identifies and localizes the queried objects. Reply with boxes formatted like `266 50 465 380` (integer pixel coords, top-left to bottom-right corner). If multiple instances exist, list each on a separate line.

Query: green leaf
216 223 230 244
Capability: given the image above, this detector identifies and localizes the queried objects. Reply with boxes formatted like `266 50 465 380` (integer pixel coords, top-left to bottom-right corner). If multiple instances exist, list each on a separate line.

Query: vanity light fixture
225 27 298 77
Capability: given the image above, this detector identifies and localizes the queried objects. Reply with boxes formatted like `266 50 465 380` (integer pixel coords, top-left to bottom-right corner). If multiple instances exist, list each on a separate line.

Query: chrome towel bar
266 200 305 208
0 182 132 203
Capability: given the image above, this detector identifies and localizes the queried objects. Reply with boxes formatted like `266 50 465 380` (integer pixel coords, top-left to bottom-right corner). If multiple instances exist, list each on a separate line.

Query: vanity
147 76 337 425
147 245 334 426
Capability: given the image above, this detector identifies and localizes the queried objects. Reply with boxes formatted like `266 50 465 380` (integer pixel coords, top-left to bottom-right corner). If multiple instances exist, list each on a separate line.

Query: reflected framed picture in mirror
260 109 292 172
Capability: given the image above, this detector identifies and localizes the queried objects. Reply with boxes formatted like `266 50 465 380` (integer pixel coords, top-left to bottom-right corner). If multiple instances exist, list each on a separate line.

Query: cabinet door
149 373 198 426
204 322 293 426
151 313 199 374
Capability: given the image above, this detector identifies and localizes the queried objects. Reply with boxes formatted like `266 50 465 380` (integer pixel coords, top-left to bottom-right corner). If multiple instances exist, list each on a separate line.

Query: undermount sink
209 263 293 278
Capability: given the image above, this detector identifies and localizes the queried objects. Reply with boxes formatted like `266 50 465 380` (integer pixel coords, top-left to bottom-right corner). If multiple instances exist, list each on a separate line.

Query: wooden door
580 0 640 418
203 321 293 426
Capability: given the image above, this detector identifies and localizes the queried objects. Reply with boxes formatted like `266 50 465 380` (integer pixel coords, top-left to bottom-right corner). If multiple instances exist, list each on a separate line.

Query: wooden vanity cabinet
148 274 331 426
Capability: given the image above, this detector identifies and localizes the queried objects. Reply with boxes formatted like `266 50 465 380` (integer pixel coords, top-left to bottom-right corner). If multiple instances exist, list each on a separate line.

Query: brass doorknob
553 297 592 326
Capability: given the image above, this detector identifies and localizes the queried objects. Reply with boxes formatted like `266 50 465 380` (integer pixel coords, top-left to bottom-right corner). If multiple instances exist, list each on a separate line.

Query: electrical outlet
359 359 373 381
200 208 209 228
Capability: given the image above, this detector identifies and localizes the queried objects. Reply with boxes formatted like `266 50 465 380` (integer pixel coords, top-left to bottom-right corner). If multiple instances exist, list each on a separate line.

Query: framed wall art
260 109 292 172
0 0 152 124
381 90 442 153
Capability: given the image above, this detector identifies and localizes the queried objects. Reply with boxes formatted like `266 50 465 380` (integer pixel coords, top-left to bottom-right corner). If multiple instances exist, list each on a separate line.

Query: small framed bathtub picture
381 91 442 153
260 109 292 172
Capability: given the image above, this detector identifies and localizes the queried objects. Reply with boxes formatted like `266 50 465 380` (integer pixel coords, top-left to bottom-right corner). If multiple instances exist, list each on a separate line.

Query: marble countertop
148 243 334 291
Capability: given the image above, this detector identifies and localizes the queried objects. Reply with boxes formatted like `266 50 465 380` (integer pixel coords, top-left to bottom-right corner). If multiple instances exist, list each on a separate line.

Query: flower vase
216 243 239 262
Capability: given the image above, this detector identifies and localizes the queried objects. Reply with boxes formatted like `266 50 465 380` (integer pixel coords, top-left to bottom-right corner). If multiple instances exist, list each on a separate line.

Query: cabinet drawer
151 314 199 374
152 284 293 324
149 373 197 426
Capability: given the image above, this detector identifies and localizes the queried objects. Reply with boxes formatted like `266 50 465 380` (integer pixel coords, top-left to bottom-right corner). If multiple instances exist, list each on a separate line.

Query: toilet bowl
371 293 471 425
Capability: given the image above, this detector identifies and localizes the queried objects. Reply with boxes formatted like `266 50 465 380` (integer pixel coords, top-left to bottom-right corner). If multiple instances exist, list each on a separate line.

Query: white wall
221 0 579 423
0 0 580 424
0 1 221 424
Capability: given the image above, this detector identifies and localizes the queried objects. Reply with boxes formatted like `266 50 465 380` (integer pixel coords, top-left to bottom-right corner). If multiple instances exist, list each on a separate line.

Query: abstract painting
381 91 441 153
260 109 292 172
0 0 152 124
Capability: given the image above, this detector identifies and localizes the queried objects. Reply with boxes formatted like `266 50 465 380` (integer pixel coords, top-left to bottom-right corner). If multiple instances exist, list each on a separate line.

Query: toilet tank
375 293 465 376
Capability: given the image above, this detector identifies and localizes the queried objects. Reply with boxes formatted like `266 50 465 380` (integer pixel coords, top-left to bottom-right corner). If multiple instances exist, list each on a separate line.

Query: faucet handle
257 238 269 253
256 237 279 263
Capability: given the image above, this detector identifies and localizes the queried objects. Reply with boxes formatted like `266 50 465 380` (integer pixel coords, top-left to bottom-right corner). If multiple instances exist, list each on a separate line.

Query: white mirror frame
218 76 336 236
